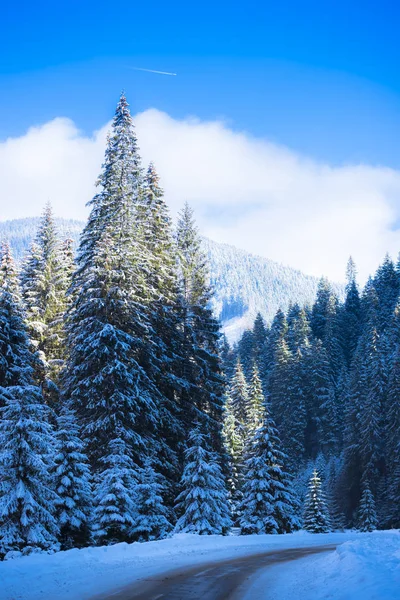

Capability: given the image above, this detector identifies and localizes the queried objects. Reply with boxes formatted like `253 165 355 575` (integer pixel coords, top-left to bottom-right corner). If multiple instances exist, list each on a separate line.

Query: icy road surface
94 545 336 600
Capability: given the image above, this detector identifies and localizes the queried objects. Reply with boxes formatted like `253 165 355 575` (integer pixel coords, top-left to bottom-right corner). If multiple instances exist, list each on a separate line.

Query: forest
0 93 397 559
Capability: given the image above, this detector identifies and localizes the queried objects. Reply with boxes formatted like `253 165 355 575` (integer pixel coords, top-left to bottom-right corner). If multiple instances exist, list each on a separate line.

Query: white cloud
1 109 400 282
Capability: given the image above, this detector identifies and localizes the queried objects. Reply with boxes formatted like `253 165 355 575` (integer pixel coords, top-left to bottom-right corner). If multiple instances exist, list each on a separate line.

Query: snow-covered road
0 532 357 600
94 544 336 600
2 531 399 600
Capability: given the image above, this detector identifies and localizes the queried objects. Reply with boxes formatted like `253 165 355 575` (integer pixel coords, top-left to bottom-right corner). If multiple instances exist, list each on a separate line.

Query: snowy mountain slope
0 218 343 341
204 238 344 341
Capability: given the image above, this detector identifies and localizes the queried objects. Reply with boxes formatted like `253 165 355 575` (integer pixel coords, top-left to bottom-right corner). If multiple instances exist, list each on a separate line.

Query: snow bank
0 531 356 600
247 530 400 600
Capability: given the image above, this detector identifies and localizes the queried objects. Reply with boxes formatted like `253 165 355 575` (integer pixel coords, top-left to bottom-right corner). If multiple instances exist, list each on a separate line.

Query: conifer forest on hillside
1 94 399 560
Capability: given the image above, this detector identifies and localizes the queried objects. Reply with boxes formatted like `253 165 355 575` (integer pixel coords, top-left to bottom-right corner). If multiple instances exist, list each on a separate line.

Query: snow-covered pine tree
357 483 378 532
92 438 137 545
64 96 163 544
246 364 265 435
358 328 385 495
174 429 231 535
385 347 400 528
340 257 362 367
0 246 59 557
53 407 92 550
0 386 59 558
64 95 157 472
229 358 249 442
239 401 300 535
222 392 244 522
138 163 183 502
303 469 331 533
176 203 225 458
287 304 311 353
251 313 268 381
310 277 335 341
268 334 292 433
0 243 35 388
131 460 172 542
20 204 73 397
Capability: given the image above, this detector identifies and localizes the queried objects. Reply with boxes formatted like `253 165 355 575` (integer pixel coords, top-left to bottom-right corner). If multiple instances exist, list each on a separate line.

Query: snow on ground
0 531 357 600
245 530 400 600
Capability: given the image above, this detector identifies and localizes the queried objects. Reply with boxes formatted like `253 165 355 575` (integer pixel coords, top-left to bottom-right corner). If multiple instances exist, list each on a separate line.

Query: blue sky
1 0 400 166
1 1 400 282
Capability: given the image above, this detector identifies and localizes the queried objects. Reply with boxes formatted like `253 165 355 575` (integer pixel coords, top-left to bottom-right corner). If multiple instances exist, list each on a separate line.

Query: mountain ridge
0 217 343 342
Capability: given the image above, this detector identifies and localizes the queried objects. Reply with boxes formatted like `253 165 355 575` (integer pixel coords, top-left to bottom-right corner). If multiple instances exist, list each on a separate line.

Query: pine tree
311 278 335 341
357 483 378 532
0 386 59 558
0 244 35 388
92 438 137 545
0 245 59 557
131 461 172 542
373 254 399 332
252 312 268 379
246 364 264 435
20 204 72 394
175 429 231 535
287 304 311 353
222 393 244 521
303 469 331 533
176 204 225 459
138 163 183 498
64 95 158 477
229 359 249 442
53 408 92 550
239 402 300 535
340 257 362 367
383 347 400 527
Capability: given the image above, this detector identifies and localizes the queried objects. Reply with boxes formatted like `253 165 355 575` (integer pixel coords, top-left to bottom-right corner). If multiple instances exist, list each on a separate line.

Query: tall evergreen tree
357 483 378 532
53 408 92 550
176 204 225 458
20 204 72 394
239 401 300 534
174 429 231 535
246 364 265 435
64 96 159 543
131 460 172 542
229 359 249 442
0 246 58 557
303 469 331 533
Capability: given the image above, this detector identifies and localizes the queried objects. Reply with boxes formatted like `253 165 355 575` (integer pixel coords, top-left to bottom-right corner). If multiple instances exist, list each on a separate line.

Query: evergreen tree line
0 94 230 558
227 256 400 532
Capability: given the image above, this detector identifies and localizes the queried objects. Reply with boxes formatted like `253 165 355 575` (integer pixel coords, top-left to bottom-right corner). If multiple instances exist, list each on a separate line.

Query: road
97 544 336 600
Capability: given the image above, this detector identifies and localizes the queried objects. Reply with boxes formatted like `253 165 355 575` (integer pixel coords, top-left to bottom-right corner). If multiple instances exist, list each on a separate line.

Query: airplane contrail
129 66 177 76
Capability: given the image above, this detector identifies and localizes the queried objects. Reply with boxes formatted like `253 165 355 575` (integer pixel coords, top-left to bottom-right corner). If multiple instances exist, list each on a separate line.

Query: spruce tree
174 429 231 535
20 204 72 394
53 408 92 550
229 359 249 442
303 469 331 533
358 483 378 532
0 244 34 388
0 386 59 557
239 402 300 535
176 204 225 458
92 438 137 545
246 363 265 435
0 246 58 557
64 96 158 476
383 347 400 527
131 461 172 542
138 163 183 497
222 393 244 521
